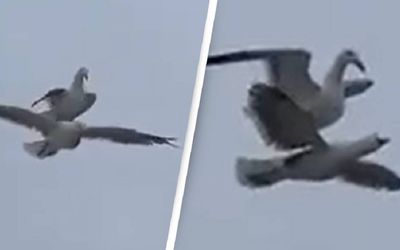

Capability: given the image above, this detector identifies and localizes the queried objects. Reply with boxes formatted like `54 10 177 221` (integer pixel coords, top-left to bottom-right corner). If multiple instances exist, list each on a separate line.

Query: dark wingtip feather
386 177 400 191
164 137 179 148
150 135 178 148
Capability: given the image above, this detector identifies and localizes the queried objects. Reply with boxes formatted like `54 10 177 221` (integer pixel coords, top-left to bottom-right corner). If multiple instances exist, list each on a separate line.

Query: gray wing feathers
0 105 55 134
31 88 67 108
207 48 310 67
339 161 400 191
208 48 319 104
343 79 373 98
82 126 177 147
73 93 97 119
264 50 319 105
246 83 327 150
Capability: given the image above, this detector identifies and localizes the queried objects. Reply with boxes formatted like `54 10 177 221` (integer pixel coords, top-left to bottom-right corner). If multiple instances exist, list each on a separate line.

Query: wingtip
165 137 179 148
387 178 400 191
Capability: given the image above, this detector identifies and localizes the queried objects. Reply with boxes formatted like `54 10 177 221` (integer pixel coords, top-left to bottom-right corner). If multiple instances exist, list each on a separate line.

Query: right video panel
176 0 400 249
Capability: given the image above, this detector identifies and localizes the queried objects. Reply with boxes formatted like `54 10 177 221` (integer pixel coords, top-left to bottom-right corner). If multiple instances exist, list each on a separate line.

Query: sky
176 0 400 249
0 1 207 249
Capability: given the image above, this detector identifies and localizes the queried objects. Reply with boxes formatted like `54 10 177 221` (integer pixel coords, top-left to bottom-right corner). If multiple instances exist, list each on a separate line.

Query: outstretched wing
208 48 320 105
339 160 400 191
0 104 56 135
81 126 177 147
245 83 326 150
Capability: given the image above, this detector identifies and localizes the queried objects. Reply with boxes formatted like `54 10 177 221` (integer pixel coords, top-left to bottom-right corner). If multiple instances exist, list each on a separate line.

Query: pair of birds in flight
0 67 176 159
207 48 400 191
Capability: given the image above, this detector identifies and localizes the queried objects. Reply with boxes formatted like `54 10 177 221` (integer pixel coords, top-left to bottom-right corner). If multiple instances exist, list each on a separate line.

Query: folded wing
246 83 326 150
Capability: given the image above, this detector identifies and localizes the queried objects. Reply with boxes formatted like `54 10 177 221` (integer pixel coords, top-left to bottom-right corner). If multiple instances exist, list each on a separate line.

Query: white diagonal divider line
165 0 218 249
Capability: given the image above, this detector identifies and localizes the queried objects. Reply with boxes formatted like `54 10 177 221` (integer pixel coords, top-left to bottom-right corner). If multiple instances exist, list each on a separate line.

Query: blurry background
0 0 207 249
176 0 400 249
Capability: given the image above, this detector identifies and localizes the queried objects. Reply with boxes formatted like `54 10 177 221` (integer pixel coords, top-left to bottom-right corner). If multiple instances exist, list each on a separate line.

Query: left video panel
0 1 209 249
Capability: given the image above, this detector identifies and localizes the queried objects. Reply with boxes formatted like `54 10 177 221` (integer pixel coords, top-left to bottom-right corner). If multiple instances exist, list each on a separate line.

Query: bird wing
343 78 373 99
208 48 320 104
69 93 97 120
0 104 57 135
81 126 177 147
339 160 400 191
31 88 67 107
245 83 327 150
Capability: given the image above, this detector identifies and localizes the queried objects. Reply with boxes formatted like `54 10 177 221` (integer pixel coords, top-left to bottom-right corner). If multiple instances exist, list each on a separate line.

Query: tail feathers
23 140 57 159
235 157 284 188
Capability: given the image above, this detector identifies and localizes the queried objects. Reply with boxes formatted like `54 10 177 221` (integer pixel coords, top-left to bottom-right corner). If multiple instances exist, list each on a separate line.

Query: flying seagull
32 67 96 121
236 83 400 191
0 104 177 159
208 48 372 129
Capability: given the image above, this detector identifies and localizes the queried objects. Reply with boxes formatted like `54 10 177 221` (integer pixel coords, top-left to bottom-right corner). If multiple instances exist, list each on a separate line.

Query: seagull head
376 135 390 147
75 67 89 82
339 49 366 73
345 133 391 158
363 133 391 153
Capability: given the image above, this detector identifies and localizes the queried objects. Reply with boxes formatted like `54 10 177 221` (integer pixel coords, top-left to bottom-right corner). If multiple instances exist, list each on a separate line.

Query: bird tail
235 157 284 188
23 140 57 159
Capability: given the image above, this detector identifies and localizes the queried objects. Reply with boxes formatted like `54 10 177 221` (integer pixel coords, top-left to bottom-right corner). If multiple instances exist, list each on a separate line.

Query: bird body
47 121 82 149
236 83 400 191
236 134 399 190
0 104 176 159
32 67 96 121
23 122 82 158
208 48 370 129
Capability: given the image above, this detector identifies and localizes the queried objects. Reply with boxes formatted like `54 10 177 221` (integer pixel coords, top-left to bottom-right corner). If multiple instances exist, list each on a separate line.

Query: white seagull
236 83 400 191
208 48 372 129
0 104 177 159
32 67 96 121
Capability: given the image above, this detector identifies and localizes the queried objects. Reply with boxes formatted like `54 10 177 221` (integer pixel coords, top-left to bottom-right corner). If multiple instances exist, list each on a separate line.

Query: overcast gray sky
0 1 207 249
176 0 400 249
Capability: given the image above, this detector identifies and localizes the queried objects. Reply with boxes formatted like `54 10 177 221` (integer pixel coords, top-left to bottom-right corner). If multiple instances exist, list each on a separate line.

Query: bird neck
323 57 347 91
70 76 85 93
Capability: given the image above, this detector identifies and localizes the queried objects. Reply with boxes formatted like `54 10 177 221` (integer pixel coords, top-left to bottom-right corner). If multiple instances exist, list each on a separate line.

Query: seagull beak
352 58 366 73
377 137 390 146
